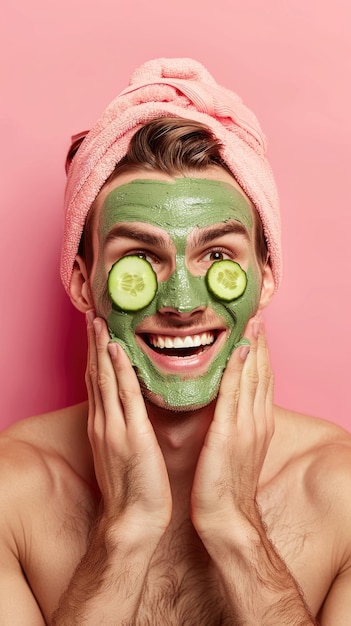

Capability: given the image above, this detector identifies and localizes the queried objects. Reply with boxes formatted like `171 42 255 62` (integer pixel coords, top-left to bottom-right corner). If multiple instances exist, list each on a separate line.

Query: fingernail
252 318 261 339
86 309 95 325
239 345 250 361
108 342 118 358
93 318 102 335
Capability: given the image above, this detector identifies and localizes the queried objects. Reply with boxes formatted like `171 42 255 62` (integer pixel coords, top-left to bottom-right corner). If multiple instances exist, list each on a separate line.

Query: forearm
50 515 162 626
202 512 316 625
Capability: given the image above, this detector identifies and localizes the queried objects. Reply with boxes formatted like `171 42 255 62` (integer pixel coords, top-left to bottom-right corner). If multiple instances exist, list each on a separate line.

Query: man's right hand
49 313 172 623
85 310 172 538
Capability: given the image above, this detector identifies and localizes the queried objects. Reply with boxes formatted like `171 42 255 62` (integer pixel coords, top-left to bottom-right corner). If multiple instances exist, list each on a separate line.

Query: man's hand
190 315 274 538
86 311 172 537
51 313 172 624
190 317 317 622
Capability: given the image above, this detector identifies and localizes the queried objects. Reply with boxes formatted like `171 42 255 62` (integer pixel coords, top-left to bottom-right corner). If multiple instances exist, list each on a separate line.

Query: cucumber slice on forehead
108 255 157 312
206 260 247 302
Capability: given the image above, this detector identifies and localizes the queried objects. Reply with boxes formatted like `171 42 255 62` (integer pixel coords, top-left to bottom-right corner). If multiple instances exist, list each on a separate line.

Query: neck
146 399 215 490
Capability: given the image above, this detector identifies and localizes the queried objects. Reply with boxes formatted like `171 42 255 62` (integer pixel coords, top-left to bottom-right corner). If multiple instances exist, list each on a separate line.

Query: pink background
1 0 350 431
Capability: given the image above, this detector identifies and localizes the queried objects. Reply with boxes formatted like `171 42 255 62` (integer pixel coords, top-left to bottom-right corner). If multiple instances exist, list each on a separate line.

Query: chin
139 378 217 414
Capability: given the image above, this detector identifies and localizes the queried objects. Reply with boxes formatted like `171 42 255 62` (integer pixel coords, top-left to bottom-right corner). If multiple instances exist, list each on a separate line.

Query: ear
69 255 94 313
257 261 275 311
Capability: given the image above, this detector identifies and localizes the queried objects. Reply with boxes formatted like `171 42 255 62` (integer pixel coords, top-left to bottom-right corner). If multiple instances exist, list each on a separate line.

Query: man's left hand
190 316 275 539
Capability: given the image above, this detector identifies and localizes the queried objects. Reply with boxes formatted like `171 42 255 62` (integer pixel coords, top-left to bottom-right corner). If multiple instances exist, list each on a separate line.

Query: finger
212 341 250 428
86 311 102 412
85 310 97 398
212 314 263 426
86 312 123 450
235 318 261 432
92 317 124 422
86 310 101 444
108 343 151 435
241 311 261 340
254 326 275 439
237 320 274 449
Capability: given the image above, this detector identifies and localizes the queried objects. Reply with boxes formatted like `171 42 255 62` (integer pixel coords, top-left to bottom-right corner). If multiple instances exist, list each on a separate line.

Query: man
0 58 350 625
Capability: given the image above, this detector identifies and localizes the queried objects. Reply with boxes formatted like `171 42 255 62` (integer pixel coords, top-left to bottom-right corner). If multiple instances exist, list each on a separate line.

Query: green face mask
93 178 262 410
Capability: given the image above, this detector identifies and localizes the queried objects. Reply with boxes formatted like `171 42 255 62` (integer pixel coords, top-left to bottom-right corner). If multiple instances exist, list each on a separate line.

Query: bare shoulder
1 401 89 451
274 404 351 453
274 405 351 477
0 402 91 473
273 406 351 542
0 405 95 623
0 403 93 521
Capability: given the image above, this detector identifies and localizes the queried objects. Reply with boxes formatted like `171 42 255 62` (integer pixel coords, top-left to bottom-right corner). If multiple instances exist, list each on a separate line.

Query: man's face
90 168 263 410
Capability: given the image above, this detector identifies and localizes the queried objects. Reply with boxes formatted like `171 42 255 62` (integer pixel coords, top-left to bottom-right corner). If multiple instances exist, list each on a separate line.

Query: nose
156 258 210 315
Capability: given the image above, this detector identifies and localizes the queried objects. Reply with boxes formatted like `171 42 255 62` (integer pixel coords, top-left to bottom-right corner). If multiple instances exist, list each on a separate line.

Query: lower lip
135 333 226 375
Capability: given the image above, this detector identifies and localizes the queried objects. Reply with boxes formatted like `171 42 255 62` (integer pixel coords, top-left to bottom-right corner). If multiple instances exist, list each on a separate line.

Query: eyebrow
189 221 250 247
104 220 249 251
104 224 170 249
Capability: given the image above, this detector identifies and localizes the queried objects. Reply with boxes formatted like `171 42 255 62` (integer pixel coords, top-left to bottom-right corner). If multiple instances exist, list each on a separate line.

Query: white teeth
184 336 195 348
149 332 215 349
173 337 184 348
201 332 212 345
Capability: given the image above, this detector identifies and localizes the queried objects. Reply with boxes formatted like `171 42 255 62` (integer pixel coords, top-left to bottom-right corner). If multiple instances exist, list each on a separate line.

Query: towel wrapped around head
61 57 281 293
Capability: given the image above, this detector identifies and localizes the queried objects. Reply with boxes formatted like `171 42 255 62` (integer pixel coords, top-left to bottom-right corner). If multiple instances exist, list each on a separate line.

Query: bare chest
28 513 232 624
25 481 330 623
135 498 329 624
134 523 232 626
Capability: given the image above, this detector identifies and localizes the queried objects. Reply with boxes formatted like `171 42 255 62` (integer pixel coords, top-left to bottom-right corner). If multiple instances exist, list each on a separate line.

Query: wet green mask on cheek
94 179 261 409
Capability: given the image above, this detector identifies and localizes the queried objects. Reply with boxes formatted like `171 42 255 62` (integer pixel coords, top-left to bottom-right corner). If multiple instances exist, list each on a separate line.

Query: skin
0 167 351 624
92 178 261 409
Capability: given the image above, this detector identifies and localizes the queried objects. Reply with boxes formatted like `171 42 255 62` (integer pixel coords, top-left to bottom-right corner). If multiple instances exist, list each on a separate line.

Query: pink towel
61 57 281 293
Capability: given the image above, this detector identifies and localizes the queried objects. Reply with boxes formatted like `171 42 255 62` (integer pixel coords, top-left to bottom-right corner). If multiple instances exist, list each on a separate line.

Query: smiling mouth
140 331 220 358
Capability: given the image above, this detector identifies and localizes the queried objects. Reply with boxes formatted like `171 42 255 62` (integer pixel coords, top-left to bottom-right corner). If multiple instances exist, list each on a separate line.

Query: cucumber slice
108 255 157 311
206 260 247 302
